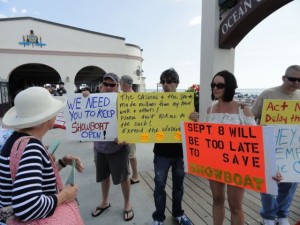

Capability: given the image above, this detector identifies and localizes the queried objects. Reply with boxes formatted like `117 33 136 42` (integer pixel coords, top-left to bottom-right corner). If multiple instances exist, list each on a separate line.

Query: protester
152 68 192 225
90 73 134 221
94 83 103 93
252 65 300 225
0 87 84 224
120 75 140 184
51 84 59 96
81 86 91 97
205 70 256 225
44 83 52 93
57 81 67 96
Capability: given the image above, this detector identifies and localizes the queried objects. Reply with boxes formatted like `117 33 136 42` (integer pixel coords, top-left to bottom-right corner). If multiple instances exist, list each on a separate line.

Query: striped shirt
0 132 57 221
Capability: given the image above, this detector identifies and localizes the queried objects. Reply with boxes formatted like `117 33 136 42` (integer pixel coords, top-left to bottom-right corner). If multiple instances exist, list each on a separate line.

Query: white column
199 0 235 121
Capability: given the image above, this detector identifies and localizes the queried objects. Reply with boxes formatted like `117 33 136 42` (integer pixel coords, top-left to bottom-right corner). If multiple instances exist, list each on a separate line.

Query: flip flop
130 179 140 185
124 208 134 221
91 203 111 217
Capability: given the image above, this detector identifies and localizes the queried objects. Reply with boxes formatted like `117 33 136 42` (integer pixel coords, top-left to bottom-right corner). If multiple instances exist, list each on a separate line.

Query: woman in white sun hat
0 87 84 224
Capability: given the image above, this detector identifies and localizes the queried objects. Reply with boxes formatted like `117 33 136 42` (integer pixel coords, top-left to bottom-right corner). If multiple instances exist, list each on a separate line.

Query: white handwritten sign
274 125 300 182
64 93 118 141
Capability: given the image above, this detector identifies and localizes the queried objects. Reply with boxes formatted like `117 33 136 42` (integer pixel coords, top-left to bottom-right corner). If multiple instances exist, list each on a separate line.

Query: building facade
0 17 145 116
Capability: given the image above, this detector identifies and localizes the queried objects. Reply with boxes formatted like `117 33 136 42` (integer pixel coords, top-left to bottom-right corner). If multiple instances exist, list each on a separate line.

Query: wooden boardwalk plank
140 169 300 225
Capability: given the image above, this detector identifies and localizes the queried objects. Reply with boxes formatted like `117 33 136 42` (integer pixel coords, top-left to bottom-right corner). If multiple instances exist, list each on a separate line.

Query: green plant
185 84 200 112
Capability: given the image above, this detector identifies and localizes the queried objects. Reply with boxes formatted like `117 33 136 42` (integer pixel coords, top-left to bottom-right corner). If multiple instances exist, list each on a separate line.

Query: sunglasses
211 82 226 89
103 82 117 87
285 76 300 82
160 80 174 84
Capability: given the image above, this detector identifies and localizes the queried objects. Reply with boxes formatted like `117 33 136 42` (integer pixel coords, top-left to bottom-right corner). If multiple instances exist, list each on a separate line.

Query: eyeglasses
211 82 226 89
285 76 300 82
160 80 174 84
103 82 117 87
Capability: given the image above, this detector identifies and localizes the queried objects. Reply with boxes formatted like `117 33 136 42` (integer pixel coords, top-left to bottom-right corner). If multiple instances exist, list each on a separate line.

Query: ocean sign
181 122 278 195
64 93 117 141
118 92 194 143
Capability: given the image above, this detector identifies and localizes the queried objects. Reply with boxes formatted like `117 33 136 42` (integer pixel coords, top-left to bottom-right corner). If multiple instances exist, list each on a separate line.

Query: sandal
124 208 134 221
130 179 140 185
91 203 110 217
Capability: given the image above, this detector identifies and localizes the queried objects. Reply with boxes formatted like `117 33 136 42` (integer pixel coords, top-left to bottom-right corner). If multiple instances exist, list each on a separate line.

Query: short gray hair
285 65 300 76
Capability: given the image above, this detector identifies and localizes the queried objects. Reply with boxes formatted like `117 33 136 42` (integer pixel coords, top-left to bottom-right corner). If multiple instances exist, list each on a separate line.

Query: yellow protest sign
261 100 300 125
118 92 194 143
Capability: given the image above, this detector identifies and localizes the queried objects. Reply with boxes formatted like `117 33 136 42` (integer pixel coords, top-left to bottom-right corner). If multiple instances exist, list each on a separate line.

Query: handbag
3 136 84 225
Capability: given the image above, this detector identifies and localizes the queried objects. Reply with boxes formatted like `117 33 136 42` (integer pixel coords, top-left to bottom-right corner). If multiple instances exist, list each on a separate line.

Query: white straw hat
3 86 66 129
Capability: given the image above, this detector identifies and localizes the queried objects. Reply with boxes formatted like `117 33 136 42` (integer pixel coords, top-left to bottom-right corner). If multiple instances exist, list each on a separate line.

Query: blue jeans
260 182 298 220
152 155 185 222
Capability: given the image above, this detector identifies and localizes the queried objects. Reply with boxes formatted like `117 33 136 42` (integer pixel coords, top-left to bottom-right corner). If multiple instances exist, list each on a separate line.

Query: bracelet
58 159 67 168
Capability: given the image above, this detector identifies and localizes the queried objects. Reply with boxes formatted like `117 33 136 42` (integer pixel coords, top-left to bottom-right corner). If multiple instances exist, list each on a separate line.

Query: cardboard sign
54 111 66 129
181 122 278 195
66 159 75 186
261 100 300 125
118 92 194 143
274 125 300 182
48 139 61 154
64 93 117 141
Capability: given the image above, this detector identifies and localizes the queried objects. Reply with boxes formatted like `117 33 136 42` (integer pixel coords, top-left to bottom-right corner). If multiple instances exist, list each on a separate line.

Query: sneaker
174 214 192 225
152 221 163 225
261 218 276 225
278 218 290 225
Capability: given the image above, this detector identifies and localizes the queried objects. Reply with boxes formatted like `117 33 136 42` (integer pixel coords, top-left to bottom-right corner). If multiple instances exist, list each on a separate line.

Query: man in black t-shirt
152 68 192 225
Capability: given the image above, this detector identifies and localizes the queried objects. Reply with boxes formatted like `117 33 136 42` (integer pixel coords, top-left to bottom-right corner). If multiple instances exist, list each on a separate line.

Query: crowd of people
44 81 67 96
0 65 300 225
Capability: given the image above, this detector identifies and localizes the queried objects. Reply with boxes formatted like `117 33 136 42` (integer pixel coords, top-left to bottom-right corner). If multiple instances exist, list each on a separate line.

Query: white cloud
20 9 27 14
0 0 8 3
179 61 199 66
11 7 28 15
0 13 7 18
189 16 201 26
11 7 18 14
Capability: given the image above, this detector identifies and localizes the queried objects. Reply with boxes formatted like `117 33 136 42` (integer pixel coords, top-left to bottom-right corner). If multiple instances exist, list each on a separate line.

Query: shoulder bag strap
9 136 64 191
10 136 32 181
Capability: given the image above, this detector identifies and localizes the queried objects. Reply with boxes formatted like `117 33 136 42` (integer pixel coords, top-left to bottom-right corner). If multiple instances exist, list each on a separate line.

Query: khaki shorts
94 146 130 185
128 144 136 159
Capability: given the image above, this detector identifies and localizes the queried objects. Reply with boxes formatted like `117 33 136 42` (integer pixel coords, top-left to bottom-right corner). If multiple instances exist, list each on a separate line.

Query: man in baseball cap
120 75 133 85
91 72 134 221
103 73 120 84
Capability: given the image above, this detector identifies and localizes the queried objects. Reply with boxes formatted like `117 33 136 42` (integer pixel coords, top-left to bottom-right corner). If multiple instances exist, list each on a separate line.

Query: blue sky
0 0 299 90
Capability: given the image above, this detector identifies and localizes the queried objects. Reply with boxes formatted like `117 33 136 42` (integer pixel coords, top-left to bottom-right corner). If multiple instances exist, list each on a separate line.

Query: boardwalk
140 169 300 225
2 125 298 225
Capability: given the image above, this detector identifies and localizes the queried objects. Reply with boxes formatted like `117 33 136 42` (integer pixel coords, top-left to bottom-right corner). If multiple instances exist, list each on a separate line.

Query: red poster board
181 122 277 194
